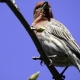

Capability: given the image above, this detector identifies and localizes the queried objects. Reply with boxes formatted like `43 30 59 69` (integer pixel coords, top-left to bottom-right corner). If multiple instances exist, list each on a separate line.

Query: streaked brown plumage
31 1 80 71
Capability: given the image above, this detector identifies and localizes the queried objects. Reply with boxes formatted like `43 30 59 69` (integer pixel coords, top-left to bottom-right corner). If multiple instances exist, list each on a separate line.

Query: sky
0 0 80 80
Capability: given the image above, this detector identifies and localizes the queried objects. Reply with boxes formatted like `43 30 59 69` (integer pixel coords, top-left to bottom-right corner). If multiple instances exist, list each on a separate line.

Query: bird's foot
40 60 44 66
48 55 57 66
32 56 44 66
32 55 57 66
49 59 53 66
32 56 53 66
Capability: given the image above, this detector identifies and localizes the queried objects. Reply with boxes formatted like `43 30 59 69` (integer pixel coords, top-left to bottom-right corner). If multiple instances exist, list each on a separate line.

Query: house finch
31 1 80 72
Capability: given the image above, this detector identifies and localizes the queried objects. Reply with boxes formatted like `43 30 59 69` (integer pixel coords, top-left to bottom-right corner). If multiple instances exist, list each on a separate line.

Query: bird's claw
40 60 44 66
32 56 42 60
49 59 53 66
48 55 57 66
32 56 44 66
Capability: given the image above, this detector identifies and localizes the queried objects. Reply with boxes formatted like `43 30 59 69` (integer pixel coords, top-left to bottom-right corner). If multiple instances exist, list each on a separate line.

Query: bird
31 1 80 73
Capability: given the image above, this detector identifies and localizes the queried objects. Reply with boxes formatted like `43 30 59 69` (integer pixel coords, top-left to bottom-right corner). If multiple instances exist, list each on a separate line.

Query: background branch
0 0 64 80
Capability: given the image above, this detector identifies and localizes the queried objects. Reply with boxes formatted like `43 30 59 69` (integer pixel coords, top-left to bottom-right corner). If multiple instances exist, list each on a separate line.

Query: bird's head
33 1 53 21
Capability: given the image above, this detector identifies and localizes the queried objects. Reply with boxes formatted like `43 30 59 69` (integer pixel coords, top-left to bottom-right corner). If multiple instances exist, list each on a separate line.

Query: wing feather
47 19 80 58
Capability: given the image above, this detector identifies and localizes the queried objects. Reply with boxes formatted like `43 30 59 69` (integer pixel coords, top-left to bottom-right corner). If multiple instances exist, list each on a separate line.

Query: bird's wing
46 19 80 59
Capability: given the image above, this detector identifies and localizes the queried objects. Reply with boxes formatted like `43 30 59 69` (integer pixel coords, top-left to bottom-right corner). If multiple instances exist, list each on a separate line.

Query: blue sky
0 0 80 80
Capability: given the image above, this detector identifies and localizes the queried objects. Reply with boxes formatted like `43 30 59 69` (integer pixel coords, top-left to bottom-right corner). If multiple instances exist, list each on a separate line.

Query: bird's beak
42 1 50 21
42 2 49 13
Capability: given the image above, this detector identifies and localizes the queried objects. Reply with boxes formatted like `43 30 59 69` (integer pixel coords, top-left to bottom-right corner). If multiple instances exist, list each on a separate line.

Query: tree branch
0 0 5 2
0 0 64 80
